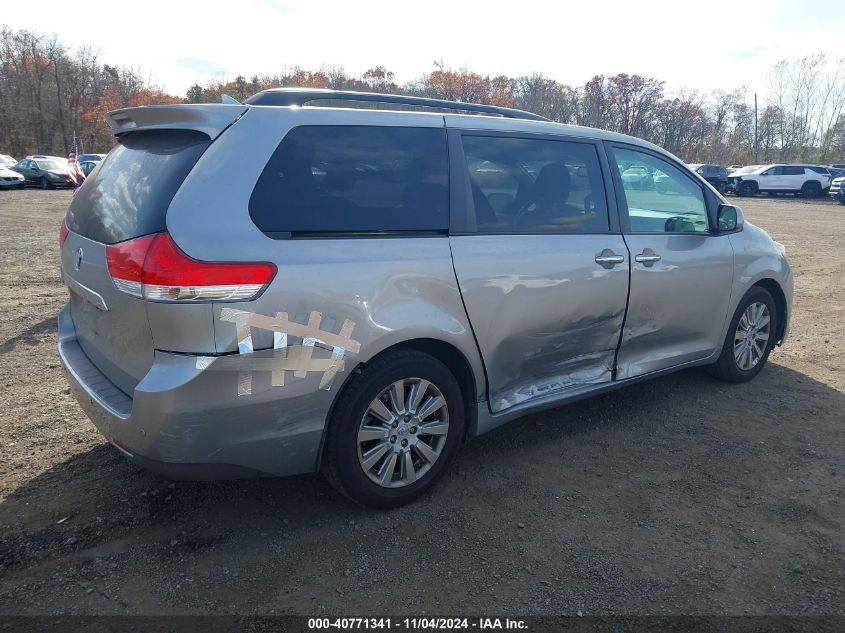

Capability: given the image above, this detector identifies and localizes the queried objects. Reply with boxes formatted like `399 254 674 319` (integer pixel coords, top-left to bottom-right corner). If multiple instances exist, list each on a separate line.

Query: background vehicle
727 164 830 198
77 153 107 163
0 154 17 167
12 156 71 189
0 165 26 189
829 163 845 170
620 165 654 190
79 160 99 177
686 164 729 193
58 90 792 508
830 176 845 205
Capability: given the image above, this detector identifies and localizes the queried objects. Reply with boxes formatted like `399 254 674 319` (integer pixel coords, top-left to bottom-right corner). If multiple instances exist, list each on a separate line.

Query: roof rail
244 88 549 122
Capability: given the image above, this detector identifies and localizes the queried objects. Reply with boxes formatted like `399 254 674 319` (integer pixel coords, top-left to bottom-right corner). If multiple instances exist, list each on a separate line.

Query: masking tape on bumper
199 308 362 396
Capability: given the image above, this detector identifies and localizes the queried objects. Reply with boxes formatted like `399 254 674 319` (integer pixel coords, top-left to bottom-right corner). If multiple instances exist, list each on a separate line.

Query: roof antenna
221 94 241 105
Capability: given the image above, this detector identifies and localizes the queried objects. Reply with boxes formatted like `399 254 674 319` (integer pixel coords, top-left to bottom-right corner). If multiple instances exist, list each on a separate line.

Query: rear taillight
106 232 276 302
59 221 69 248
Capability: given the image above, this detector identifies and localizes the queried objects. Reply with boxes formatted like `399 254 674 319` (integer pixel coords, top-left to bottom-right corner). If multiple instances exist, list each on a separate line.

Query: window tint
460 135 609 234
783 166 805 176
250 126 448 235
66 130 210 244
611 147 709 234
763 166 784 176
807 166 827 174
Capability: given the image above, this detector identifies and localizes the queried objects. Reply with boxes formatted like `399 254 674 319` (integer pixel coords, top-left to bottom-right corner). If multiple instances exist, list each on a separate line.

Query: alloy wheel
357 378 449 488
734 302 770 371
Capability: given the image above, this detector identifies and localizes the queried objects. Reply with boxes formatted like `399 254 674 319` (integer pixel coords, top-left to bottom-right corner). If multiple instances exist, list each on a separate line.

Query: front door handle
635 250 662 265
595 250 625 266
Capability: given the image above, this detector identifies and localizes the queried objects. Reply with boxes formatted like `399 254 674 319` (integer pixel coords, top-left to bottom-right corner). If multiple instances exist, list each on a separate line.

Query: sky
3 0 844 103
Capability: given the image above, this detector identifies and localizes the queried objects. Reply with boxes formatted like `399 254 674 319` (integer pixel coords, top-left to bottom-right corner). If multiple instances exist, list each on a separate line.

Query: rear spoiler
105 104 248 140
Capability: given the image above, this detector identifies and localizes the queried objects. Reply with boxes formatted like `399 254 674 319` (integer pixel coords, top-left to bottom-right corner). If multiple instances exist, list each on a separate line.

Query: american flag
67 151 84 187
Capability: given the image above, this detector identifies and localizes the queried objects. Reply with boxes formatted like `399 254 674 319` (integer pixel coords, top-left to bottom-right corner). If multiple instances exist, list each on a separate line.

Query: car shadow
1 360 844 613
0 316 57 354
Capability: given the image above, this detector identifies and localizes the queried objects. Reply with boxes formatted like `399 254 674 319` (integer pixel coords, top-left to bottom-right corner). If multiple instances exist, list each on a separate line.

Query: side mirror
717 204 743 232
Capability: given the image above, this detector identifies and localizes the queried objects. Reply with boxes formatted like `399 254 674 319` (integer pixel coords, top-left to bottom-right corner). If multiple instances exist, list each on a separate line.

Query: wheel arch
753 278 788 344
315 337 481 471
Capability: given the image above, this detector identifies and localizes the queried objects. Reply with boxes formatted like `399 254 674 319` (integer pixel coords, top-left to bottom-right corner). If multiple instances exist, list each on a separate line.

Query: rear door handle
635 250 662 265
595 250 625 266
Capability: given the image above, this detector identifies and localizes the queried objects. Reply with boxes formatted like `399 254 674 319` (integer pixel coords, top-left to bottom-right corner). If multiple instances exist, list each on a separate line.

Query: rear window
249 126 449 236
65 130 210 244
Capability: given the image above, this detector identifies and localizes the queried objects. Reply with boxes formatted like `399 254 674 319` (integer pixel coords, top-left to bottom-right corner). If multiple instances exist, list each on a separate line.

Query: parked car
0 154 17 167
727 164 830 198
686 164 729 193
829 163 845 170
12 156 72 189
729 165 761 175
79 160 99 177
829 176 845 205
77 153 107 163
0 165 26 189
620 165 654 190
58 90 793 508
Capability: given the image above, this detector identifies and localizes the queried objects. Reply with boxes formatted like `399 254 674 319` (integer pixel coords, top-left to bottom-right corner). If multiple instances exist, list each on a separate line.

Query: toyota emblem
73 247 84 271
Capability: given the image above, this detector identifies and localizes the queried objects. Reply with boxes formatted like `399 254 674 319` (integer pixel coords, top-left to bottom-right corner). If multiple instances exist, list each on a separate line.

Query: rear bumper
58 303 330 479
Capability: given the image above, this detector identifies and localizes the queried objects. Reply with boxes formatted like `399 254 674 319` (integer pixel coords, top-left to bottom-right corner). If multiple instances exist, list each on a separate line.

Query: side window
611 147 709 234
763 166 783 176
784 166 805 176
250 126 449 235
460 135 609 234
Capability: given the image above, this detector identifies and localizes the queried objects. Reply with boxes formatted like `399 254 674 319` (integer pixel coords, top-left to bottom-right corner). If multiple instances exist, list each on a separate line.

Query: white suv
728 164 830 198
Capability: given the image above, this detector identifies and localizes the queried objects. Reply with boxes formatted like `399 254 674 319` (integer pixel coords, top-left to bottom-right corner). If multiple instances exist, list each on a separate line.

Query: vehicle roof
107 101 682 163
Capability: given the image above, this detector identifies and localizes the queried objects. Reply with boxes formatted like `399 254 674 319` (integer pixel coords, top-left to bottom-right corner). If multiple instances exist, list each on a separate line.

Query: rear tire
706 286 778 383
801 181 821 198
738 181 757 197
322 349 465 508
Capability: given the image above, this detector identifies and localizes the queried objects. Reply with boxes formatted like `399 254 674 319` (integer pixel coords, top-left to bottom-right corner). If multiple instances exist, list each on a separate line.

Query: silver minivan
59 89 793 507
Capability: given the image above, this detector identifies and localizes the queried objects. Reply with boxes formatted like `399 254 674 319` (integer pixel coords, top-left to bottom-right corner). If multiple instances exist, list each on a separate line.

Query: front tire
39 177 49 190
738 181 757 197
707 286 778 383
322 349 465 508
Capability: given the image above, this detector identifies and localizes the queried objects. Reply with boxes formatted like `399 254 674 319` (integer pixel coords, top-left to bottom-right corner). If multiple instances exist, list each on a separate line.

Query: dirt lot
0 189 843 616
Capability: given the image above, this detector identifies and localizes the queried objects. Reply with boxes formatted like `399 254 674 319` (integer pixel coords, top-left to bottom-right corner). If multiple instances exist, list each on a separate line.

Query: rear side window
784 166 805 175
250 126 449 235
65 130 210 244
461 135 609 234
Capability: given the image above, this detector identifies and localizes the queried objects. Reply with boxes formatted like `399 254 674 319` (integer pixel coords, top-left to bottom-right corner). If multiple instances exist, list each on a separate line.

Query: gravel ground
0 189 843 616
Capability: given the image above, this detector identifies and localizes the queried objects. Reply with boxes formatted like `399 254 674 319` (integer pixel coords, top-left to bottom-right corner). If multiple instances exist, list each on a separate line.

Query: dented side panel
450 234 630 413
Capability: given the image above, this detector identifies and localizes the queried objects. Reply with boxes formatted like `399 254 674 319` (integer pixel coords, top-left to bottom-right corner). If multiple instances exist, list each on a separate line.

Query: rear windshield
65 129 210 244
249 126 449 236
